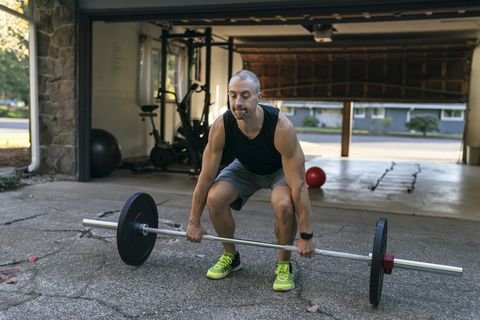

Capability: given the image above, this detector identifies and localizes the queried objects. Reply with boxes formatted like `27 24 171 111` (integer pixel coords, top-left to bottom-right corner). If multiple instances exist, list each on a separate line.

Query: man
186 70 315 292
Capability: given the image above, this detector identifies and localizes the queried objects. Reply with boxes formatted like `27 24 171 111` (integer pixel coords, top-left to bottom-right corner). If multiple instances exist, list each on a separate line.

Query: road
0 117 463 162
0 117 28 130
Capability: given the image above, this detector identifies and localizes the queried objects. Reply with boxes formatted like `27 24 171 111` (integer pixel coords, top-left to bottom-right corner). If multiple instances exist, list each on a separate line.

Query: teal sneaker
206 252 242 280
273 261 295 292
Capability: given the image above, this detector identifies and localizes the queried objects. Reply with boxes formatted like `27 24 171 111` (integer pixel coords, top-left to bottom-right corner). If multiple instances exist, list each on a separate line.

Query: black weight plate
117 193 158 266
150 146 176 168
369 217 387 307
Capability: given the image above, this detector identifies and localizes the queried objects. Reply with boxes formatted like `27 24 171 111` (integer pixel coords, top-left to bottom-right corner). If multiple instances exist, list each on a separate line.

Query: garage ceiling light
313 24 334 43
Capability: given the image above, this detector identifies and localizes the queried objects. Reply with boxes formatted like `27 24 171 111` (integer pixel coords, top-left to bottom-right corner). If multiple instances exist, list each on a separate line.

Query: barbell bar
82 218 462 275
82 192 463 306
83 219 370 262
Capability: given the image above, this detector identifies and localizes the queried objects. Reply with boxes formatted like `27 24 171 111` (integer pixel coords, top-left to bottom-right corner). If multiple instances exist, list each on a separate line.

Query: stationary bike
138 104 176 169
139 83 209 174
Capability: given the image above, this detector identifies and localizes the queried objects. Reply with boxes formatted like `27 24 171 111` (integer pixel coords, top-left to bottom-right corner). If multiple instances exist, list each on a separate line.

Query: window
354 107 366 118
151 50 161 99
371 108 385 119
441 109 464 121
151 50 178 102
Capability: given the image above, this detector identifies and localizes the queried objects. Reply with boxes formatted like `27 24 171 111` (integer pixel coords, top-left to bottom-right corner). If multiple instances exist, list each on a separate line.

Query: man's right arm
186 116 225 241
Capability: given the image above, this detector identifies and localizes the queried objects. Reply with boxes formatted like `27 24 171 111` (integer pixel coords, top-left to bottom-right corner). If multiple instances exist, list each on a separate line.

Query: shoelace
276 264 291 281
215 255 233 270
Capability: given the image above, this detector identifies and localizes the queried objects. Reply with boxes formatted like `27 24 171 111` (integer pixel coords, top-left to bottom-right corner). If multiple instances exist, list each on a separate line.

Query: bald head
229 70 261 94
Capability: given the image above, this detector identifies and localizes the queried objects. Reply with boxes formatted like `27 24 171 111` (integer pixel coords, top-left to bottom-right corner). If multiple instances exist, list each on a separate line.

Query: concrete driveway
0 166 477 320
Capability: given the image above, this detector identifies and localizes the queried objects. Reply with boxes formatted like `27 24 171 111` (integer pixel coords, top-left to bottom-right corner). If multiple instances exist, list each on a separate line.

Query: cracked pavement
1 163 479 319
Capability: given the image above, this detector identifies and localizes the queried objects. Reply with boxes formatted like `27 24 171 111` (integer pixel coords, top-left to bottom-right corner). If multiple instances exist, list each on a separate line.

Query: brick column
34 0 77 176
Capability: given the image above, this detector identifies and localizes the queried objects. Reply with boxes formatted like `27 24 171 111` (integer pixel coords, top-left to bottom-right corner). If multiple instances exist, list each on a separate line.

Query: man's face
228 79 260 121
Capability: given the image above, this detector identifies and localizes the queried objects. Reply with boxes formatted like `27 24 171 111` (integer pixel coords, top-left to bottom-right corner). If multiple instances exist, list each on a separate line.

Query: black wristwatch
300 232 313 240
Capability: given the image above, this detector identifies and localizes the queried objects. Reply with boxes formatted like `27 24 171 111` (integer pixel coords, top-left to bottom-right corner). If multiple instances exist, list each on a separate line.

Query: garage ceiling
92 0 480 101
151 1 480 46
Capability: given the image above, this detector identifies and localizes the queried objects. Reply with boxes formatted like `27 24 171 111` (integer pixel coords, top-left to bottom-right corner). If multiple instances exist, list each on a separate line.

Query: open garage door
240 42 474 103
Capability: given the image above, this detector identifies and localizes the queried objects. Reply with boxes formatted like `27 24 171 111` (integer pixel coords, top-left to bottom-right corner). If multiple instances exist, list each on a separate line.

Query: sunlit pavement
299 137 462 163
0 130 30 148
0 118 29 148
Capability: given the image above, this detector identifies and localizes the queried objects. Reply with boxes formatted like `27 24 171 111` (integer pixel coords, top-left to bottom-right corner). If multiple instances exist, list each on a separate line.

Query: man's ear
257 91 263 99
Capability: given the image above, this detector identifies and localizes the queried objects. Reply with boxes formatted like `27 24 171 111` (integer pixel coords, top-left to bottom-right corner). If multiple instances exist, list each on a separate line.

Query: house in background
271 100 466 135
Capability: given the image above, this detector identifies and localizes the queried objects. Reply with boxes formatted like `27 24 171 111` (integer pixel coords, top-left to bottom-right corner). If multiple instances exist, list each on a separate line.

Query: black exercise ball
90 128 122 177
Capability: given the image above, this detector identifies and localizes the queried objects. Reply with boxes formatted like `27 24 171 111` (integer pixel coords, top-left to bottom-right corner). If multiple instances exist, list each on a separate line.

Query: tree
0 1 29 102
0 50 29 102
405 114 440 136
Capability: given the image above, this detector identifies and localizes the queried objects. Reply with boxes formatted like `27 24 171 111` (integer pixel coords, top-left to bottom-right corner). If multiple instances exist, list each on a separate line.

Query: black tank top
223 104 282 175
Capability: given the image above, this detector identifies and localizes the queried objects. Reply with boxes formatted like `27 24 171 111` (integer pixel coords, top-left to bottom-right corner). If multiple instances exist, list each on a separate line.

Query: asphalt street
0 118 28 130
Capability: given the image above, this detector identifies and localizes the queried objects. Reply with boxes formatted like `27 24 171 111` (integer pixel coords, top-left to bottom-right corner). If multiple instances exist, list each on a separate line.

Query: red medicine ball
305 166 326 188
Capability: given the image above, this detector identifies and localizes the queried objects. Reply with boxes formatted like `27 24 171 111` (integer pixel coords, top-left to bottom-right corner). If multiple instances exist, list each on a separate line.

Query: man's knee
206 189 230 212
273 199 294 224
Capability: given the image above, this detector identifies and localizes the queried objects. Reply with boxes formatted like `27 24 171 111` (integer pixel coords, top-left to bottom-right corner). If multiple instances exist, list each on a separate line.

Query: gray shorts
215 159 288 211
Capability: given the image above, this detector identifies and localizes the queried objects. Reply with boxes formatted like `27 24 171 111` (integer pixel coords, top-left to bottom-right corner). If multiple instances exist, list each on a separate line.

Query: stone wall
34 0 77 176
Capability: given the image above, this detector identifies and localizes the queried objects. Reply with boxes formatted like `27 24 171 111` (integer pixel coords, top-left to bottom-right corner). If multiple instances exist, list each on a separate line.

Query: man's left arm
274 115 315 257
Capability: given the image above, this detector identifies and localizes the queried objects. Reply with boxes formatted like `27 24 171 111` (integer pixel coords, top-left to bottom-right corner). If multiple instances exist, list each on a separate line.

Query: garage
5 0 476 179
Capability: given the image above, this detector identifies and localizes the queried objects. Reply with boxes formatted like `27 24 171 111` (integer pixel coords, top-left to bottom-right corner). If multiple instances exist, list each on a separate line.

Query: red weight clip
383 253 394 275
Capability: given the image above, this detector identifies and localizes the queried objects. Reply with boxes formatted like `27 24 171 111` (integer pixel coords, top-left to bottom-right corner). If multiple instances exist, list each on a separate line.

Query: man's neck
237 105 264 138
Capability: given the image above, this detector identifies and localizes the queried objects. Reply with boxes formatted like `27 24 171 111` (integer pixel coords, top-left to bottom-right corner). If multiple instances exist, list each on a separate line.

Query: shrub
302 115 319 127
405 114 439 136
0 176 21 192
381 116 393 129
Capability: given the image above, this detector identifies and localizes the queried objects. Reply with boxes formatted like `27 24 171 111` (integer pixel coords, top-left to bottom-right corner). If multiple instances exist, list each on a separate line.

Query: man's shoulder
274 112 296 137
208 115 226 148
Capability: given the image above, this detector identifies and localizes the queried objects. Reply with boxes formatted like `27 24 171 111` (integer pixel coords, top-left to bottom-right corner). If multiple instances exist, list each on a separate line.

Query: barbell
82 192 463 307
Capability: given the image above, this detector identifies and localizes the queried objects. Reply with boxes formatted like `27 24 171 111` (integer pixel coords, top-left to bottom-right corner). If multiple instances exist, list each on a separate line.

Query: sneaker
273 261 295 292
206 252 242 280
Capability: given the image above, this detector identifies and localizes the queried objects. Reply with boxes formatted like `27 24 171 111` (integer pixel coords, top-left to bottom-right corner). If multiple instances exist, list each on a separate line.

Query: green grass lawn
0 105 29 118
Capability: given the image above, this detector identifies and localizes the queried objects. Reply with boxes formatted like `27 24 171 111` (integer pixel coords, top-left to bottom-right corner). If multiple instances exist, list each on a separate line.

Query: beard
232 107 248 120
